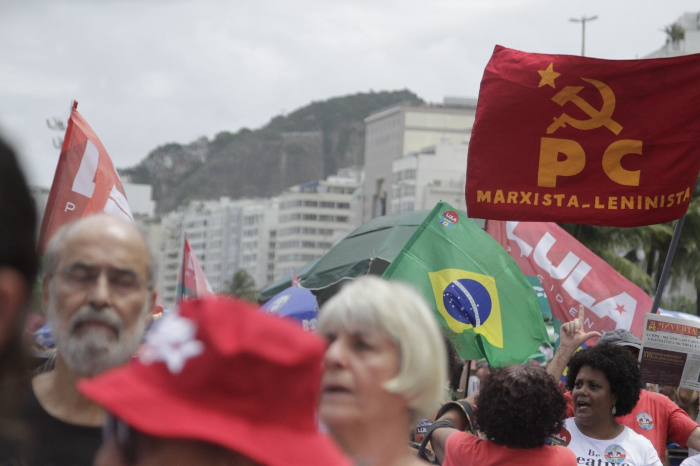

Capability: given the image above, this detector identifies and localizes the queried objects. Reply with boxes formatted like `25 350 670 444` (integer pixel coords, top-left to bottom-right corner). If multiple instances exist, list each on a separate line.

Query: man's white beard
49 302 149 377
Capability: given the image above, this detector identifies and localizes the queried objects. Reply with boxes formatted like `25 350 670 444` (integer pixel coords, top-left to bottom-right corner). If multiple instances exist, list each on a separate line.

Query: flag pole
650 214 687 314
176 234 187 305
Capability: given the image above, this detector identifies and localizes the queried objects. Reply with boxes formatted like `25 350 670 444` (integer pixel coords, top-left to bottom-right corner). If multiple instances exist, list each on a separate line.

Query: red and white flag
486 220 649 339
177 238 213 302
38 101 133 254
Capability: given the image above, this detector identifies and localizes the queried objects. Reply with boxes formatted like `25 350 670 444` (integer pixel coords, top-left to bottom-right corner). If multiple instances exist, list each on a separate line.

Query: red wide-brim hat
79 296 349 466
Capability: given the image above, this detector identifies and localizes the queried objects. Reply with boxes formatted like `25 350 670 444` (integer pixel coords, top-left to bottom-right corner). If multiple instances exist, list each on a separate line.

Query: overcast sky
1 0 697 187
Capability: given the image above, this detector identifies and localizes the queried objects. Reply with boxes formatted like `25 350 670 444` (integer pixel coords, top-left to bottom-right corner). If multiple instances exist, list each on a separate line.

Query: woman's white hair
318 275 447 425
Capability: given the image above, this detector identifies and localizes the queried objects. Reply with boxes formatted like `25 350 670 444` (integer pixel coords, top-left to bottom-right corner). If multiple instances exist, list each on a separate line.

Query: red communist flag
486 220 649 339
38 101 134 254
466 46 700 227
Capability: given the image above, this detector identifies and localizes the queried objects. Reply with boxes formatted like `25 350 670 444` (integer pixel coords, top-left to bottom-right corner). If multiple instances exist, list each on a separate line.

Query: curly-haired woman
562 343 662 466
431 365 576 465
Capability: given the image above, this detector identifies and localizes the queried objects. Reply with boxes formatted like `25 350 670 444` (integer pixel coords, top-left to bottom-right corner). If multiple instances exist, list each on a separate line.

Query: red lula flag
466 46 700 227
176 238 213 302
38 101 134 254
486 220 649 340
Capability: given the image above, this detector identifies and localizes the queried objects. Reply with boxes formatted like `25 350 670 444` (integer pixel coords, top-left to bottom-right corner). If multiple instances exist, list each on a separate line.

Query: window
337 202 350 209
320 201 335 208
335 216 349 223
302 214 317 221
303 200 318 207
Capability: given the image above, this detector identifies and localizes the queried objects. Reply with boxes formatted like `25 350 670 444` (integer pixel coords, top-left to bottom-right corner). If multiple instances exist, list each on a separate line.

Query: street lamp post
570 15 598 56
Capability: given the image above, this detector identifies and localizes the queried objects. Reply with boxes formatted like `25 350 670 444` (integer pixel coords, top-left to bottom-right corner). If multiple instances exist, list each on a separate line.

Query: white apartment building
391 141 469 214
158 197 278 309
645 11 700 58
274 167 362 281
362 97 476 222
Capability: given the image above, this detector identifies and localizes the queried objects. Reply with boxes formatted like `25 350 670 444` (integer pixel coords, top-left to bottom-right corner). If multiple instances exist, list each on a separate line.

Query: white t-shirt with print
563 418 662 466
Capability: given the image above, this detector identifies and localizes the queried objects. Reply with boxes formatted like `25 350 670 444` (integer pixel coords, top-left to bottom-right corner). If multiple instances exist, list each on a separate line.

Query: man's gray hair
43 215 156 289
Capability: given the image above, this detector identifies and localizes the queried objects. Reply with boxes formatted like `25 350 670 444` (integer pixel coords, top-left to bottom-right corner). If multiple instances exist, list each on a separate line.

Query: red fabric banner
177 238 212 302
486 220 649 339
38 101 133 254
466 46 700 227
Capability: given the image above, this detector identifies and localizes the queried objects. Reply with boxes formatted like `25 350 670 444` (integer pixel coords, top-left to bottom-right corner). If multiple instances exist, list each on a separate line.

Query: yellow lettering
602 140 643 186
621 196 634 209
534 193 539 205
645 196 658 210
507 191 518 203
608 197 617 209
477 190 491 202
538 138 585 188
520 192 532 204
494 190 505 203
683 188 691 201
553 194 565 206
668 194 675 208
638 196 642 209
595 196 605 209
567 195 579 207
542 194 552 206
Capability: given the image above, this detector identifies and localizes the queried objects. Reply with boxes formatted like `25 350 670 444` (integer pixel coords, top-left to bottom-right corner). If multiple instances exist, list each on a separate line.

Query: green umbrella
258 258 320 302
299 209 484 305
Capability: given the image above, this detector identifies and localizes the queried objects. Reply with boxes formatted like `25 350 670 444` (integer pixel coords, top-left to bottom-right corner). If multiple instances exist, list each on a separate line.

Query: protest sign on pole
640 313 700 390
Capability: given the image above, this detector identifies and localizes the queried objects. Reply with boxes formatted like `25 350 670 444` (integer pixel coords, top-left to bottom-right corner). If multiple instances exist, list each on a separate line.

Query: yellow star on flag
538 63 560 88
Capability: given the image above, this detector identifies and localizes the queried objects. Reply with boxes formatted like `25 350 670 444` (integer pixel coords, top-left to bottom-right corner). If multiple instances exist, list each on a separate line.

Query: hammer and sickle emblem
547 78 623 135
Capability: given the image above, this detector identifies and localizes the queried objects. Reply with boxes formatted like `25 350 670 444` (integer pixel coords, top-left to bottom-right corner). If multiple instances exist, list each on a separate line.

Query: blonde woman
318 276 447 466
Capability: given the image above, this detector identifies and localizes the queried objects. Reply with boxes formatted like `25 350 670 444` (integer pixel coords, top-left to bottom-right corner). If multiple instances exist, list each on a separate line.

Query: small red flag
486 220 649 339
38 101 133 254
177 238 213 302
467 46 700 227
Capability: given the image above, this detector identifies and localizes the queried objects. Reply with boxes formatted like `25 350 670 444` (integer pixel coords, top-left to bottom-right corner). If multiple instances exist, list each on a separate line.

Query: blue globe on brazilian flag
382 201 549 366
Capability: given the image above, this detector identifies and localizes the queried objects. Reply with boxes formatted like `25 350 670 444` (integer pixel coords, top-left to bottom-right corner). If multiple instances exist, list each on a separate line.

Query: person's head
317 276 447 432
0 135 37 404
565 343 641 427
474 360 491 385
475 365 567 448
43 214 156 376
79 296 349 466
598 328 641 361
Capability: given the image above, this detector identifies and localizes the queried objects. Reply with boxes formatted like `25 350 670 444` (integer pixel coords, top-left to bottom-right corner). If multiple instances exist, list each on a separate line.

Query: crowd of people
2 132 700 466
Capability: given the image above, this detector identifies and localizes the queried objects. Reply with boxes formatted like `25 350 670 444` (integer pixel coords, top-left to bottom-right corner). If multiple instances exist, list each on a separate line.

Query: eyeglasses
54 264 148 296
104 413 140 464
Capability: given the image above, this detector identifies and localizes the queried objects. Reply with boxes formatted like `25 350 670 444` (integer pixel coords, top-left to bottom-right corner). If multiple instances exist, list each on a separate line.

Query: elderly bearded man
8 214 156 466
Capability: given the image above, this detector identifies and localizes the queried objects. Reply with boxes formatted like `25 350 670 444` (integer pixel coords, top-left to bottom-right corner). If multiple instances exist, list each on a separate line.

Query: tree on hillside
225 269 258 302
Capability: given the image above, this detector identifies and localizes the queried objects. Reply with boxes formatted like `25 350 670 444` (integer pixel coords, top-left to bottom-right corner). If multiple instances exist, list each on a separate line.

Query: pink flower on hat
139 313 204 373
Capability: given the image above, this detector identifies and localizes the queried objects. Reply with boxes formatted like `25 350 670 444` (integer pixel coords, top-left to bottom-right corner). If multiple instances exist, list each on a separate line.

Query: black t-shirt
0 382 102 466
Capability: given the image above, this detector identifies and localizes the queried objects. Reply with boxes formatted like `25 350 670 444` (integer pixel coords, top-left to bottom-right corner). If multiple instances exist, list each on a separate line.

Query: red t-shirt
565 389 698 459
443 431 577 466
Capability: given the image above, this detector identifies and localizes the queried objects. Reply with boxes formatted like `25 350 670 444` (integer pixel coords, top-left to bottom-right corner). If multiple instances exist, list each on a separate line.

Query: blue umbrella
34 323 55 348
262 285 319 331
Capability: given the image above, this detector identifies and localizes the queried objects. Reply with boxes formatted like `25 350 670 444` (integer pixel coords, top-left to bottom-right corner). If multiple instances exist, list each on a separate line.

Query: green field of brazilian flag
382 201 549 366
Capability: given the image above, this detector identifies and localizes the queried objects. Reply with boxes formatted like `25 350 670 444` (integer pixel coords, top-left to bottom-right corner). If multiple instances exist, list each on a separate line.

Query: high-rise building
274 167 362 281
645 11 700 58
362 98 476 222
390 141 469 214
158 197 278 309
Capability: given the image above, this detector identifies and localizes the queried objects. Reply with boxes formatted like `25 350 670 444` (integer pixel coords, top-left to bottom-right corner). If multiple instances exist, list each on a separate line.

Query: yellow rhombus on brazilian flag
382 201 549 367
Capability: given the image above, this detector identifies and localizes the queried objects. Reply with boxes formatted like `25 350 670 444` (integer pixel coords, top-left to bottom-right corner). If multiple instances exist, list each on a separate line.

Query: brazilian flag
382 201 550 367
